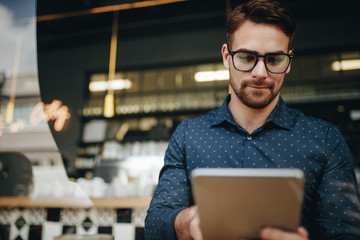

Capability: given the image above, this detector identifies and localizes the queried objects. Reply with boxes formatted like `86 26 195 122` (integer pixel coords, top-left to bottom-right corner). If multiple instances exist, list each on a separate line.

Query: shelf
81 107 216 121
91 197 151 208
0 197 151 209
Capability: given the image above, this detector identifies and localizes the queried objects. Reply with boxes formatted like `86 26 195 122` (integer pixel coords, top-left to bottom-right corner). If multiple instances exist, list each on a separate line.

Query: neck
228 93 279 134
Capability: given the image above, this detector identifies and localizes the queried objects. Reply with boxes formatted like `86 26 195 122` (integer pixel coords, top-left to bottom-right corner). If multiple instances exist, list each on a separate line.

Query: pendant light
104 11 119 118
5 34 22 123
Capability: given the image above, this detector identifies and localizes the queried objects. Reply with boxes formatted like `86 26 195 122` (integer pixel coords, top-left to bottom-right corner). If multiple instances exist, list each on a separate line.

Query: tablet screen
191 168 304 240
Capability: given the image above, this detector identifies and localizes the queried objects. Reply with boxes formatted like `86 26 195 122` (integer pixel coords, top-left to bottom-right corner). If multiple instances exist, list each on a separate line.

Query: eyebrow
231 48 287 55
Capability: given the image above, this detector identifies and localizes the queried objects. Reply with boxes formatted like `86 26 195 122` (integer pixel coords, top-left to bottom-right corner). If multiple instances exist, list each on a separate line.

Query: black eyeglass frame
227 46 295 74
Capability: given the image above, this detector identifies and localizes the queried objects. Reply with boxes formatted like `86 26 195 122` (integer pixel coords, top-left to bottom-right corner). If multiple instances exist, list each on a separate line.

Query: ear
285 49 294 74
222 43 230 69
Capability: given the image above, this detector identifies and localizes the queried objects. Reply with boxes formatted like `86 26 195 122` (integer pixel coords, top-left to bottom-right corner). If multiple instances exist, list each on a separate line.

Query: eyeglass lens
233 52 290 73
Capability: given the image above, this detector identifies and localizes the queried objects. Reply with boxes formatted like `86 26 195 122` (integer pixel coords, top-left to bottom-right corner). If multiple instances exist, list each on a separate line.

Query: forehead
232 20 290 53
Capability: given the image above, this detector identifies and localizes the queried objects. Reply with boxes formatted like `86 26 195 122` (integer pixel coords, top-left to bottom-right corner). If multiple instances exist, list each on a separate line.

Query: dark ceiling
37 0 227 50
36 0 360 50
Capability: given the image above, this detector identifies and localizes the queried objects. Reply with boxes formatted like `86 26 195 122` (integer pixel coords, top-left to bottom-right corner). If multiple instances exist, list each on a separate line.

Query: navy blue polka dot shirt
145 95 360 240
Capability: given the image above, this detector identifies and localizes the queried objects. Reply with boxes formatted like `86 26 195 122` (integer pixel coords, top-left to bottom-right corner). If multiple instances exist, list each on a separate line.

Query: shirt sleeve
314 125 360 240
145 121 193 240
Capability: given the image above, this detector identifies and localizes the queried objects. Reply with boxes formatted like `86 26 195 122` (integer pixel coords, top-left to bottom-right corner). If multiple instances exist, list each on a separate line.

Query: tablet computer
191 168 304 240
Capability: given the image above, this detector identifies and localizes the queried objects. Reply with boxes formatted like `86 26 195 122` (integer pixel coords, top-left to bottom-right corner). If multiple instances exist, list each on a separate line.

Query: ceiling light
331 59 360 71
103 93 115 118
89 81 107 92
89 79 132 92
109 79 132 90
194 70 229 82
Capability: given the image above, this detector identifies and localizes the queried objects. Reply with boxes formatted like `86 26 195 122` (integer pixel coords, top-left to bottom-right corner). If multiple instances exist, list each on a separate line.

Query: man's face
222 20 291 109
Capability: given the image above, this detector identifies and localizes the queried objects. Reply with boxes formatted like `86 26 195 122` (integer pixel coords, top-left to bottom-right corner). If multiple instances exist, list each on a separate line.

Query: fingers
175 206 203 240
260 227 309 240
189 213 203 240
260 228 285 240
297 227 309 238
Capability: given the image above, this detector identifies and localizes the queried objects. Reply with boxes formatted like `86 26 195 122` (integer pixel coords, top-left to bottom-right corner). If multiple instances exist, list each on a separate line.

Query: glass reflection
0 0 91 206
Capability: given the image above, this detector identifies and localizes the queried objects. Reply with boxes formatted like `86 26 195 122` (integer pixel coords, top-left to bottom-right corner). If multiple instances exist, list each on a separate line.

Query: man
145 0 360 239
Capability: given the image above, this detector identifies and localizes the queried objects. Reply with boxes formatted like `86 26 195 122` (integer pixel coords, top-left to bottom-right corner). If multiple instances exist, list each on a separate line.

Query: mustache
241 79 274 88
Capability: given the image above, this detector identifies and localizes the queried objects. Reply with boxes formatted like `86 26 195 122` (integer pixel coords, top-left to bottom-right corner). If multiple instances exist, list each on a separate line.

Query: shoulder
178 109 220 128
168 109 219 149
171 109 220 140
285 105 342 136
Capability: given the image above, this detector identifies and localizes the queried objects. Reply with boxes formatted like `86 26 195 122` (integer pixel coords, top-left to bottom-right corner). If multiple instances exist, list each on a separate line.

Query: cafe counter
0 197 151 240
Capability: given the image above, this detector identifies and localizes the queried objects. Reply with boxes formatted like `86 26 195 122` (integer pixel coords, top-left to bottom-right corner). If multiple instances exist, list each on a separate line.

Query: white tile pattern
0 207 144 240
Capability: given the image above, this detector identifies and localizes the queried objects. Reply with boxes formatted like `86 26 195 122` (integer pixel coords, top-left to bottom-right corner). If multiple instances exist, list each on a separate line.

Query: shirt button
247 136 252 141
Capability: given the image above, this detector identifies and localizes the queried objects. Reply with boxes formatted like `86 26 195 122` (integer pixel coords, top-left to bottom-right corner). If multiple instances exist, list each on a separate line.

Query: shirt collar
265 97 293 130
210 95 234 126
210 95 294 131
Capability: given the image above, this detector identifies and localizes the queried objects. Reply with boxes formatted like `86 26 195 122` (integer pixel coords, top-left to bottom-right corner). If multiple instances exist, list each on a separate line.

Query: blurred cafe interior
0 0 360 239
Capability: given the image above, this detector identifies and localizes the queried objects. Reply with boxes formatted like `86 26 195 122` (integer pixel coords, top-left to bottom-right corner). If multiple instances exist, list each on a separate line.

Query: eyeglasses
227 46 294 74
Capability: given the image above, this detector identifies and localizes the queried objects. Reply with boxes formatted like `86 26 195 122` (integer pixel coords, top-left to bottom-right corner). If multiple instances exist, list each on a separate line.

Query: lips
249 85 269 89
246 84 273 92
242 80 274 90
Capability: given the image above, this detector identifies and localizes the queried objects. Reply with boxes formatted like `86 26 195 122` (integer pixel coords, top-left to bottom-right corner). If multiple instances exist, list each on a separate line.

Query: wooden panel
0 197 151 208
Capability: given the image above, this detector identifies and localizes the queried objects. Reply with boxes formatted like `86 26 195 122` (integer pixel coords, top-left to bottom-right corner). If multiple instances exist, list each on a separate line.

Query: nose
251 58 268 78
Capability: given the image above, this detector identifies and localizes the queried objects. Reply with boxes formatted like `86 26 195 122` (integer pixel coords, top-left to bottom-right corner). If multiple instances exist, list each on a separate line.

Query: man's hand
174 206 308 240
260 227 309 240
175 206 203 240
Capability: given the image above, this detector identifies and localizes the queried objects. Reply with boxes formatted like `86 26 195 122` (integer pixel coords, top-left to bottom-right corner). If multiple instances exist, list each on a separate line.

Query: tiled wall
0 207 147 240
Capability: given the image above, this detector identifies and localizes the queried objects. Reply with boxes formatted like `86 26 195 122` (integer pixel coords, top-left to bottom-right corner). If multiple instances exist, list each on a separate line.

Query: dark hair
226 0 298 48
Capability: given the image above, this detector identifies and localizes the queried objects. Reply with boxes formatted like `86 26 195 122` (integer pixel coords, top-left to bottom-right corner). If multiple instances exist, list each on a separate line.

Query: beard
229 76 281 109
